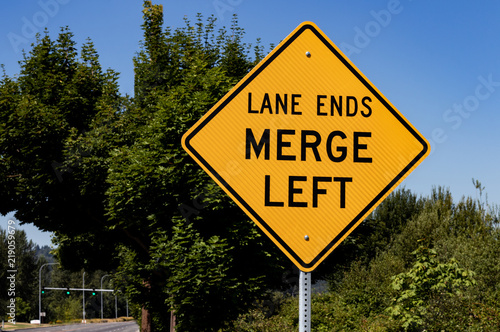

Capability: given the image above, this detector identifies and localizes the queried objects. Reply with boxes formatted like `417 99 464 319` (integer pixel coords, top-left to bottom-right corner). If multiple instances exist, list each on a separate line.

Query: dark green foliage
363 188 426 253
36 245 55 262
108 3 286 330
233 183 500 331
320 188 424 282
151 222 239 331
0 26 125 271
0 228 41 322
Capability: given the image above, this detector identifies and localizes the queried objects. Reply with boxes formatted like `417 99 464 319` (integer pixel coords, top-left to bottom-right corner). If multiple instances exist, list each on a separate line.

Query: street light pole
39 262 59 324
100 274 109 321
82 271 86 323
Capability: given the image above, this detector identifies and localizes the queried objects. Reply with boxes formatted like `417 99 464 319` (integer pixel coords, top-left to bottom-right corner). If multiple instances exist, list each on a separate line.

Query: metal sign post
299 271 311 332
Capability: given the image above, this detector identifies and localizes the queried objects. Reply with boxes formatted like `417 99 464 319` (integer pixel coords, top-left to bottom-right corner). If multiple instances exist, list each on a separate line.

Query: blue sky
1 0 500 247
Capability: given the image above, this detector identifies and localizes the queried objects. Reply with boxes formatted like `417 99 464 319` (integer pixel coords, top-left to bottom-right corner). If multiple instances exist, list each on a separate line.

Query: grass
1 317 135 331
2 322 42 330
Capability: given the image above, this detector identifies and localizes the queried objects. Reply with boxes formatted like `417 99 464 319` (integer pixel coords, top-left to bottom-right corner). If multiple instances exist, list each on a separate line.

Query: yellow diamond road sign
182 22 430 272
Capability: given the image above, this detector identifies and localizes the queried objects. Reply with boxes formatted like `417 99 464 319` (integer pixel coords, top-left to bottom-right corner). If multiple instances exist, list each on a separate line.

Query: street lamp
39 262 59 324
82 271 86 323
100 274 109 321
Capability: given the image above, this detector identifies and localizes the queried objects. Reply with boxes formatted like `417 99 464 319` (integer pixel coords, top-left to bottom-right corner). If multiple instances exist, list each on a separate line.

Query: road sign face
182 22 430 272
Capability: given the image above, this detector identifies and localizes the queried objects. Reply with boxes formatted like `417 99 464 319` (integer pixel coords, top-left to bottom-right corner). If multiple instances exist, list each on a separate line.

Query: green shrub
386 246 476 331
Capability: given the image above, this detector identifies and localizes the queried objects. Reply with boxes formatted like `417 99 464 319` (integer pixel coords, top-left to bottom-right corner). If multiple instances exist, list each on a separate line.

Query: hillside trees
40 268 119 322
0 228 41 322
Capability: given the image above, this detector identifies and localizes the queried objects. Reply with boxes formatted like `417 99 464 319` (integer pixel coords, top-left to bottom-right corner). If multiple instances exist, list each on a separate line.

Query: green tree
0 27 125 271
0 25 137 325
107 3 285 330
54 297 81 322
387 245 476 331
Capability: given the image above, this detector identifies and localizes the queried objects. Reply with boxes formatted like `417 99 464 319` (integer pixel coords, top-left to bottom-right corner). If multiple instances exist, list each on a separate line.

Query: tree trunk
170 310 176 332
141 306 152 332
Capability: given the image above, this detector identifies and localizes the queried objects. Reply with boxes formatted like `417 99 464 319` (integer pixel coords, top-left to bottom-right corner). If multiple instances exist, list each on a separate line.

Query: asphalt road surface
14 321 139 332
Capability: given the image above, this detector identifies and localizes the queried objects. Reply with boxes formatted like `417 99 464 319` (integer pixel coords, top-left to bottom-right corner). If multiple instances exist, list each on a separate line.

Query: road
14 321 138 332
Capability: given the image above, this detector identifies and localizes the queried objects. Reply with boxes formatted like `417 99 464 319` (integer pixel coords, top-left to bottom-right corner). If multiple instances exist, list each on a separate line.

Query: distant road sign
182 22 429 272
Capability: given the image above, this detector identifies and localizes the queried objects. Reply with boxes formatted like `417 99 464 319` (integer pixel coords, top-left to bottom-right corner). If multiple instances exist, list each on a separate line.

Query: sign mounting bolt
305 51 311 58
304 235 310 241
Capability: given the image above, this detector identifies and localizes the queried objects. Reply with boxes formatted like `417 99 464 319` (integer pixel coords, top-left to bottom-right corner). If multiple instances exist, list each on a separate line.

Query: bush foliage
230 186 500 331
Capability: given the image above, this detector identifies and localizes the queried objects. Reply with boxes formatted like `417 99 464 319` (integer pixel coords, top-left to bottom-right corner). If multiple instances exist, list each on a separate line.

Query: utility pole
39 263 59 324
100 274 109 321
82 271 86 323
